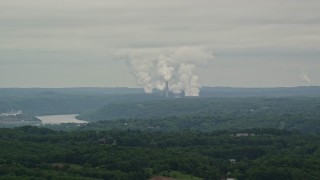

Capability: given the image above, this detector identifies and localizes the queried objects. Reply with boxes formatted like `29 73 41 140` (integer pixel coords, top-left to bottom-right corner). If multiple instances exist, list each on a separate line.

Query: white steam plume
125 46 214 96
299 73 312 86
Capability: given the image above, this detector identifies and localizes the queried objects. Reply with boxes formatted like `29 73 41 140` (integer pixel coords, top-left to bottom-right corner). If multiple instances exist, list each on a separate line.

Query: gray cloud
0 0 320 87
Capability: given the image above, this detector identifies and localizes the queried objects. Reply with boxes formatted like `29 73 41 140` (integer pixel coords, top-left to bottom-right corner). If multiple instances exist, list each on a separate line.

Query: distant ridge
0 86 319 97
200 86 320 97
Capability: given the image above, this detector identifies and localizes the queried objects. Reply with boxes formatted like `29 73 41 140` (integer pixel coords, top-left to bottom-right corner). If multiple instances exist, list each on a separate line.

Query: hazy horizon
0 85 318 89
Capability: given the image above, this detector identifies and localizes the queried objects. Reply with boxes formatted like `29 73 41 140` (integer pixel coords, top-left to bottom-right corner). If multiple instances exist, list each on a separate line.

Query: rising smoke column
129 57 155 93
177 63 200 96
156 55 175 91
299 73 312 86
126 47 214 96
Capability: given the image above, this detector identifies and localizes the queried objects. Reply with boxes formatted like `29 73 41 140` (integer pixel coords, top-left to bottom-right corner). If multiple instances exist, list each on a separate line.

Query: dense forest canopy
79 97 320 133
1 127 320 180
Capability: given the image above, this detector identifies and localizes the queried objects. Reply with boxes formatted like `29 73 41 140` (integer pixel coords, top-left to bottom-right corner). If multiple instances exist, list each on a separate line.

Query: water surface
36 114 88 124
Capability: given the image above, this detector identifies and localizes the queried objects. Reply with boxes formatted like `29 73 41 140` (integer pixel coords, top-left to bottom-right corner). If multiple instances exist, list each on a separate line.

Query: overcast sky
1 0 320 88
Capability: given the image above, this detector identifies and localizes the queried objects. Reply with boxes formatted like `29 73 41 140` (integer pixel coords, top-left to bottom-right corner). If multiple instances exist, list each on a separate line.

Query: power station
161 81 185 98
165 81 169 97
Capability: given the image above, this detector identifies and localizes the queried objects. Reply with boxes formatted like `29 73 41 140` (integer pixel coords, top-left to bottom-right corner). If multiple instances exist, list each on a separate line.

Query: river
36 114 88 125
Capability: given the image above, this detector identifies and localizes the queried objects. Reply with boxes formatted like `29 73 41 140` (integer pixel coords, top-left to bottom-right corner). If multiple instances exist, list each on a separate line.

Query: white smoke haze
157 56 175 81
123 46 215 96
156 80 166 91
299 73 312 86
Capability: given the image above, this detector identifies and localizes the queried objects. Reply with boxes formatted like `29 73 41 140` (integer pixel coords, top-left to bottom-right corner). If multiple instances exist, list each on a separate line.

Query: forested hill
80 97 320 133
1 127 320 180
0 86 319 116
0 89 162 116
